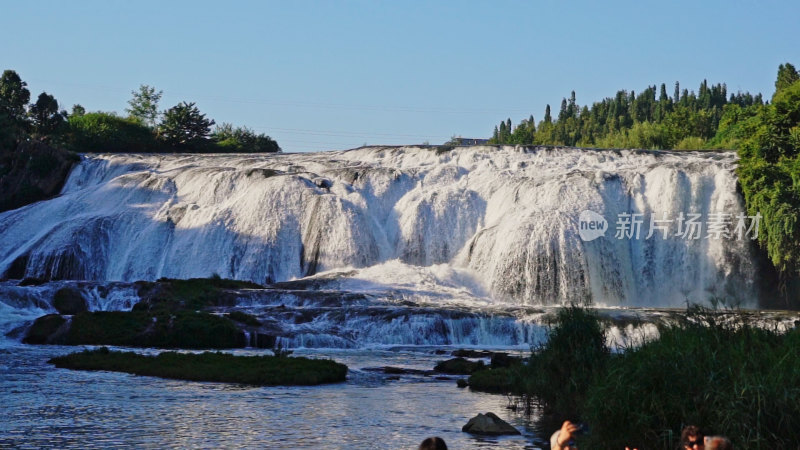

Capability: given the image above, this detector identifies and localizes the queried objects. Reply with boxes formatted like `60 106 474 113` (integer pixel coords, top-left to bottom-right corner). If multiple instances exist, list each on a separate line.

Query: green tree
765 79 800 160
29 92 66 135
126 85 163 127
0 70 30 125
71 104 86 117
775 63 800 96
567 91 578 118
659 83 669 103
158 101 215 147
212 123 281 153
735 65 800 279
558 98 568 121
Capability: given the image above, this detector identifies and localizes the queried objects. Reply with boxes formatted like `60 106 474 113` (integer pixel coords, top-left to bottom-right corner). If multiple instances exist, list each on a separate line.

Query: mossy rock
462 412 520 436
23 314 67 344
135 277 263 312
434 357 485 375
64 311 244 349
245 168 279 178
53 287 88 315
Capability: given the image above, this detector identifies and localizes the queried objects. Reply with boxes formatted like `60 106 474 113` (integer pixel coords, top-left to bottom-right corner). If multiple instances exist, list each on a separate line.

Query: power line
248 126 450 140
27 78 536 115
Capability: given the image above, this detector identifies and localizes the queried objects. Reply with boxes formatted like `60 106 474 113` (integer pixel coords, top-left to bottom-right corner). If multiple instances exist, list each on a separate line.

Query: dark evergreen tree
29 92 65 135
568 91 577 118
485 71 768 151
0 70 30 125
158 102 215 147
775 63 800 96
71 104 85 117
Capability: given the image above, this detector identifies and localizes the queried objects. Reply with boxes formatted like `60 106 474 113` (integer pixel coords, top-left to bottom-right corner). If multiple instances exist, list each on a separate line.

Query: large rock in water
434 357 485 374
53 287 88 315
462 412 521 435
23 314 68 344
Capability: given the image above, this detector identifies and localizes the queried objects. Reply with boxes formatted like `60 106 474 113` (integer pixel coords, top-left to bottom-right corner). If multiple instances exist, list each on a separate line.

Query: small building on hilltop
448 138 489 146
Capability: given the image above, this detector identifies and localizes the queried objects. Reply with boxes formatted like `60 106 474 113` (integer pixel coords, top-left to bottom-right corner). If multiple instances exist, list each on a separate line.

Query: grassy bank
582 314 800 448
49 347 348 386
468 306 800 448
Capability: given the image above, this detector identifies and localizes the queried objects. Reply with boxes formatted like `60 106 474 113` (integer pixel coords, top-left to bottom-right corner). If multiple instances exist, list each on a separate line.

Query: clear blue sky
2 1 798 152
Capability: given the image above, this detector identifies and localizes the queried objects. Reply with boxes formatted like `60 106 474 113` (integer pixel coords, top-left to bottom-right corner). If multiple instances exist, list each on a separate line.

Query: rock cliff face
0 140 79 213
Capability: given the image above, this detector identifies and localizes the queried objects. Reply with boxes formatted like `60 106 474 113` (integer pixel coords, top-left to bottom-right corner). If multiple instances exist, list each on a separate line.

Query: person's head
681 425 705 450
419 436 447 450
704 436 732 450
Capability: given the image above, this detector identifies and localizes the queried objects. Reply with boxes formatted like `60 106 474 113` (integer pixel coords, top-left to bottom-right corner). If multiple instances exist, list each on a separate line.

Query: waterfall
0 146 759 307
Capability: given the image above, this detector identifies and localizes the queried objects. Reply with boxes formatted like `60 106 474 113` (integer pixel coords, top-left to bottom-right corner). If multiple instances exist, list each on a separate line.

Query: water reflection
0 343 547 449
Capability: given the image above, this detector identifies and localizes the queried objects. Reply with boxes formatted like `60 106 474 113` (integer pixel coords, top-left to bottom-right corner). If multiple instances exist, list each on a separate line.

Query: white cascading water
0 146 758 309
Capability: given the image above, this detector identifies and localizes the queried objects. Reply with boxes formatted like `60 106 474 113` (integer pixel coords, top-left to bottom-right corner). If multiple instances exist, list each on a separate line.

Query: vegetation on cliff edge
468 306 800 449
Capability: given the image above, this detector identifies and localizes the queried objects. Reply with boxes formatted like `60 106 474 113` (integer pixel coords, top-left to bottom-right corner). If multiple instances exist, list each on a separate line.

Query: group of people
418 422 733 449
550 421 733 450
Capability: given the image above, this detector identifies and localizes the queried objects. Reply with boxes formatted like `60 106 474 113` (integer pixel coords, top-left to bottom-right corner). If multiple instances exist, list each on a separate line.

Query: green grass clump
498 305 800 448
581 314 800 449
468 367 518 393
519 306 610 416
465 307 608 405
49 348 347 386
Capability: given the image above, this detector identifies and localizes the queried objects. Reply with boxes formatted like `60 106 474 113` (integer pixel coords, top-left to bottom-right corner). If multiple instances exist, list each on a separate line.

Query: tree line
488 79 764 151
0 70 281 153
733 63 800 281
